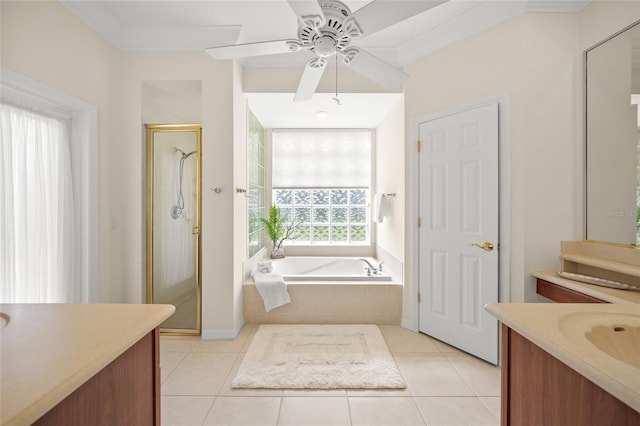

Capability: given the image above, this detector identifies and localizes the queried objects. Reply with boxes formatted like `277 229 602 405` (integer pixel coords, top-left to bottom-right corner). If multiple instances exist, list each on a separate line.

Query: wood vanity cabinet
536 278 607 303
501 325 640 426
32 328 161 426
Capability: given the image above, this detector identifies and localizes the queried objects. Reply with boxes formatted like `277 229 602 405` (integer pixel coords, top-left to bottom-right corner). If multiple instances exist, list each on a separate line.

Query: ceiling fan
206 0 446 102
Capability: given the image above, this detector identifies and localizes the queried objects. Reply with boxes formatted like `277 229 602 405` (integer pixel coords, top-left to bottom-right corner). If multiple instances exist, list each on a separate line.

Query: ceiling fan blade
345 48 408 89
205 39 294 60
294 58 327 102
351 0 448 36
287 0 324 21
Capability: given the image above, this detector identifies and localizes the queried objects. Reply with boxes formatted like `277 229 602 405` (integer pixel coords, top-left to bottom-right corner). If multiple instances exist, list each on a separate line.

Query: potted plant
261 205 298 259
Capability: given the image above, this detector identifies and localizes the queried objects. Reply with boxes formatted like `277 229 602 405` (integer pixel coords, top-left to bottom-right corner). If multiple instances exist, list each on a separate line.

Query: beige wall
375 97 405 260
1 1 243 337
403 12 581 325
1 0 122 302
579 0 640 50
120 52 239 336
401 1 639 328
232 61 248 333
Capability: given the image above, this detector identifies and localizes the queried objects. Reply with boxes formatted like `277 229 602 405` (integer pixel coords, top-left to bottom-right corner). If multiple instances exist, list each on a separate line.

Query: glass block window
272 130 371 245
247 109 265 258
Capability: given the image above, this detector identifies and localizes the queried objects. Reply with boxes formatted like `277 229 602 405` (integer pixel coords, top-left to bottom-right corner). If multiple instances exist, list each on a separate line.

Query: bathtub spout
358 258 378 275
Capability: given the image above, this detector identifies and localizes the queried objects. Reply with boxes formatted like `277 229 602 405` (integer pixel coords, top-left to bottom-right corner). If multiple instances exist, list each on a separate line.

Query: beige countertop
533 270 640 303
485 303 640 413
0 303 174 426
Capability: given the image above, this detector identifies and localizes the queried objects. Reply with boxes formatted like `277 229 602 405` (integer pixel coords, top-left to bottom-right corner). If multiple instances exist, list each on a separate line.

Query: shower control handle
192 227 200 235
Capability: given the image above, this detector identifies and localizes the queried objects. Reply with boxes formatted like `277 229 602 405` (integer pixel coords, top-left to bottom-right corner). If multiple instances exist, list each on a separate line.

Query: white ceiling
60 0 591 127
246 92 403 128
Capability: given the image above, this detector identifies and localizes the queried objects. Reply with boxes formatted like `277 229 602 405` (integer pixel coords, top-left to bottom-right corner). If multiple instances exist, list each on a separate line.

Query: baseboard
401 318 417 332
202 318 244 340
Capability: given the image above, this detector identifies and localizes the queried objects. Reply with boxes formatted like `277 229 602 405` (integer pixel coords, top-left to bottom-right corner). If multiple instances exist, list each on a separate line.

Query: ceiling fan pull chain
333 55 341 106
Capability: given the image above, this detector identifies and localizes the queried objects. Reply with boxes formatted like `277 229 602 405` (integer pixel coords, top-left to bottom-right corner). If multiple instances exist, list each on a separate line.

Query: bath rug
231 324 406 389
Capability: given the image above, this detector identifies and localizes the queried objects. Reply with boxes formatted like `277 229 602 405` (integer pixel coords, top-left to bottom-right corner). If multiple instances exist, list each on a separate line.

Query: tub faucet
358 258 378 275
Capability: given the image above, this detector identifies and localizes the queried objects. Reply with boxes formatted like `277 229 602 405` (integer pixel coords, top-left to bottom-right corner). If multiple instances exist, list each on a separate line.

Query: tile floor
160 324 501 426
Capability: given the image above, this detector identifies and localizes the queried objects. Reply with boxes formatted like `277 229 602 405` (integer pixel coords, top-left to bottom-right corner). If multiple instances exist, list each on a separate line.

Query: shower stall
146 124 201 334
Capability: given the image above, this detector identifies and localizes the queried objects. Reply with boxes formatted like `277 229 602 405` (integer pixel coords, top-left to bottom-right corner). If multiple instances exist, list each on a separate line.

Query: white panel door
418 103 499 364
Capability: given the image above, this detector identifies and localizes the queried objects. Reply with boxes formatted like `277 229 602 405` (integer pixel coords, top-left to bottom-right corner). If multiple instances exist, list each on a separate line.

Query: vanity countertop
485 302 640 413
533 270 640 304
0 303 175 426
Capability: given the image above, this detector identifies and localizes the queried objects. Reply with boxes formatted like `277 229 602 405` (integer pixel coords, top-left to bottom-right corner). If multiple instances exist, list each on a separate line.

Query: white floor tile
202 396 281 426
158 325 502 426
161 395 215 426
379 326 441 353
277 397 351 426
394 354 476 396
479 396 501 422
161 351 189 382
445 355 501 396
349 396 426 426
161 336 201 352
163 352 239 396
414 397 499 426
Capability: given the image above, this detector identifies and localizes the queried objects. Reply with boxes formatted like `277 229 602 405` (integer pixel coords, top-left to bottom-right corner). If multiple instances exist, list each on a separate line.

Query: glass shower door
146 124 201 334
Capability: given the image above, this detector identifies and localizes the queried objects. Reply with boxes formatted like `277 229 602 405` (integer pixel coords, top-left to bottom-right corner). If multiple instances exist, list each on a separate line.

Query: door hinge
417 292 421 303
416 140 421 152
417 217 421 227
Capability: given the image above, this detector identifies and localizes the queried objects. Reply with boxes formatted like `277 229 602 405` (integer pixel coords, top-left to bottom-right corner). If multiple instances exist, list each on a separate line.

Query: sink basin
586 324 640 368
0 312 10 330
559 311 640 369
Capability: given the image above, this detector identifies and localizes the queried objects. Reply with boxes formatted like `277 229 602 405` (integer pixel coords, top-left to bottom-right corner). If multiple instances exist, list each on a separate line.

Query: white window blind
272 129 371 188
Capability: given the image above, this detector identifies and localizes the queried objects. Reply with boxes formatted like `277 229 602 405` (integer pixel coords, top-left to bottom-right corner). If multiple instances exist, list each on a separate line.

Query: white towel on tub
253 271 290 312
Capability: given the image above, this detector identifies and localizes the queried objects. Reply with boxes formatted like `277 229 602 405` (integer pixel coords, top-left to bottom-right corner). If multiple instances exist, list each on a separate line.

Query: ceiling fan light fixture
314 35 337 57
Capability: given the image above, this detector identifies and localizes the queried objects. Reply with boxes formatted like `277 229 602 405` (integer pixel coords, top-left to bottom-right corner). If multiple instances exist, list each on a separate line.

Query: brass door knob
471 242 494 251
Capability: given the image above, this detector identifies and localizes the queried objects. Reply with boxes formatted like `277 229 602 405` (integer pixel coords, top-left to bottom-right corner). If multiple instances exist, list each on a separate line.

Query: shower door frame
145 123 202 335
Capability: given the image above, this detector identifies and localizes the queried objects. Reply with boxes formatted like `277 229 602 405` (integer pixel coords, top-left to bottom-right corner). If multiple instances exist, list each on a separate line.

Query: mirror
585 20 640 246
146 124 202 334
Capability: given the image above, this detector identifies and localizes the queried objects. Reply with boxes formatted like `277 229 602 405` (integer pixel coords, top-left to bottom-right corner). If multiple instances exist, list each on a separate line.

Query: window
1 70 97 303
1 103 79 302
272 129 371 244
247 109 265 258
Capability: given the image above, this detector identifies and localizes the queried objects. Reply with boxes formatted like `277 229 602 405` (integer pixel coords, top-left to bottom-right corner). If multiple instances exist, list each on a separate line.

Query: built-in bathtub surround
243 283 402 324
244 256 402 324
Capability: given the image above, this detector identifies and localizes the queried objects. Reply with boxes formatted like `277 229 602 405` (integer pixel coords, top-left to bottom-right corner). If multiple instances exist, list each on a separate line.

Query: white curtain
0 103 79 303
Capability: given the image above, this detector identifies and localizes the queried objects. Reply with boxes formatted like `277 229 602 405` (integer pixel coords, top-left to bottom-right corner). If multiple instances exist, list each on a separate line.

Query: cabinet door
502 326 639 426
34 329 160 426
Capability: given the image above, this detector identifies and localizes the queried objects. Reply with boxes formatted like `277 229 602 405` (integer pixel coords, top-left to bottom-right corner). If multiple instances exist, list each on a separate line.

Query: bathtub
272 256 392 282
